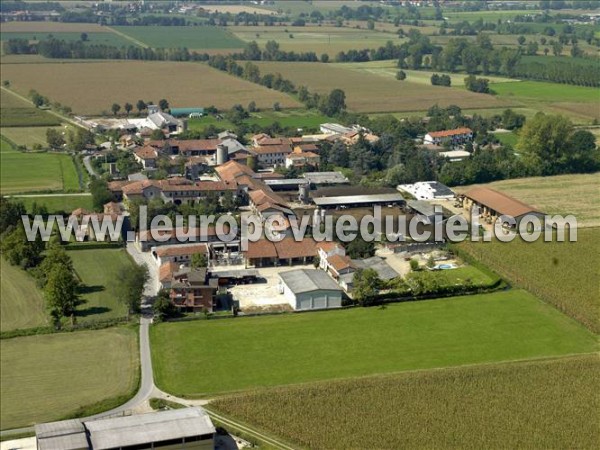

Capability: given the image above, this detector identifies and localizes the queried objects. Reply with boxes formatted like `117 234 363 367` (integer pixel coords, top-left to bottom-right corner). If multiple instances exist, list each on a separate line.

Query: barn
279 269 343 311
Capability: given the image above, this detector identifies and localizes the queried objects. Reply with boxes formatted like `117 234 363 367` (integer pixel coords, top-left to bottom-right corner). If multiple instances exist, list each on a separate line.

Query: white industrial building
397 181 455 200
279 269 343 310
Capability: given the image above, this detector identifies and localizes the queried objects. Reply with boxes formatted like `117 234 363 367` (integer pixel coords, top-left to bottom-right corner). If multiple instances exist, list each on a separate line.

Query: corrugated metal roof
313 193 404 207
86 407 215 450
280 269 341 294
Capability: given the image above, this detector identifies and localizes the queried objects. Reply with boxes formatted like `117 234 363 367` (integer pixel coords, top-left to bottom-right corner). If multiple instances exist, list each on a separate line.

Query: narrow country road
83 155 99 178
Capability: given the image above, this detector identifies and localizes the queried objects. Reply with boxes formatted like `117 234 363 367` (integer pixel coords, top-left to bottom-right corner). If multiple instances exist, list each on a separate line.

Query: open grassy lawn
492 80 600 122
493 130 519 146
211 354 600 450
0 258 47 332
0 126 69 149
114 26 245 50
254 61 514 113
69 249 135 322
1 31 133 47
188 109 329 132
151 290 596 397
231 25 398 56
338 60 518 86
457 227 600 334
15 194 93 214
0 137 80 194
457 173 600 228
1 61 300 115
0 89 61 127
0 22 117 34
0 327 139 430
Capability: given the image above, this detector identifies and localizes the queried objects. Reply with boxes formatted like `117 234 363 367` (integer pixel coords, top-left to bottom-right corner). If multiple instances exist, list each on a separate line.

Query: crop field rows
210 354 600 450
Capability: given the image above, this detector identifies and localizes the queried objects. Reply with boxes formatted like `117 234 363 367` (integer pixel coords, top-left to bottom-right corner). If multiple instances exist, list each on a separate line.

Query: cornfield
455 227 600 333
210 354 600 450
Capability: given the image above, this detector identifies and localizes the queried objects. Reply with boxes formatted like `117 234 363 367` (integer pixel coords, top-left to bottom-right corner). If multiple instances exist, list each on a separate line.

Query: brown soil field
0 21 112 33
254 61 515 113
1 61 301 114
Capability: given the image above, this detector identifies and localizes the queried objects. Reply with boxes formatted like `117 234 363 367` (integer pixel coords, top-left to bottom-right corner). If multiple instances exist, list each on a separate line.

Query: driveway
126 242 160 297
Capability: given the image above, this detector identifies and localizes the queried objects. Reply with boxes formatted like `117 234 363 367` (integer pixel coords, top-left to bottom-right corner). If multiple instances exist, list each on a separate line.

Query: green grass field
0 327 138 430
0 89 61 127
0 126 69 149
114 26 245 49
493 131 518 146
69 249 135 322
14 194 93 214
1 31 133 47
0 137 80 194
151 290 596 397
187 109 330 132
211 354 600 450
0 258 47 332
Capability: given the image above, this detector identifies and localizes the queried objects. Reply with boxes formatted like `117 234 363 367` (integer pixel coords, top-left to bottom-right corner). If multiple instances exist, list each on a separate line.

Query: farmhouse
153 243 209 266
170 268 218 313
424 127 473 146
278 269 343 311
462 186 544 226
133 146 159 169
244 237 318 267
285 147 320 169
35 407 215 450
253 144 293 166
120 178 238 205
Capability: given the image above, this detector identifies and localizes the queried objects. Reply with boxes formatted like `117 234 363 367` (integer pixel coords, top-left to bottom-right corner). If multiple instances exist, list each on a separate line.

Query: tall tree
124 102 133 116
353 269 380 306
116 264 149 319
45 263 79 324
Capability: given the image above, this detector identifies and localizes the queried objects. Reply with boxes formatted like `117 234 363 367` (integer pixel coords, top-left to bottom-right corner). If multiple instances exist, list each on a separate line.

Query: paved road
83 155 99 178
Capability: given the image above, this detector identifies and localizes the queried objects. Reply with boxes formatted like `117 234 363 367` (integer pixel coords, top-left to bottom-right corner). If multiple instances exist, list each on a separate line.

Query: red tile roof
245 239 277 259
427 127 473 138
155 244 208 258
215 160 256 183
463 187 539 217
134 146 158 160
273 237 318 259
159 261 179 282
253 144 292 154
316 241 344 253
328 254 353 272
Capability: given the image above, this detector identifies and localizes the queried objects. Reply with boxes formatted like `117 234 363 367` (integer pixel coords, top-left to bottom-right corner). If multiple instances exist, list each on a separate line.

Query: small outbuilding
279 269 343 310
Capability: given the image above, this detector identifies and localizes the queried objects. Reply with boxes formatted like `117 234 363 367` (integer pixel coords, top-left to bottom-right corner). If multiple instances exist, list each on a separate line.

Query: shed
279 269 342 310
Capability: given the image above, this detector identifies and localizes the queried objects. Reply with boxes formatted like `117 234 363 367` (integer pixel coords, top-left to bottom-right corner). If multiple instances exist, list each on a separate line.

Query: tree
396 70 406 80
464 75 490 93
158 99 169 111
38 244 73 287
346 237 375 259
45 263 79 324
517 35 526 46
367 19 375 30
320 89 346 116
124 102 133 116
352 269 380 306
116 264 149 319
247 101 257 112
136 99 147 114
153 289 177 321
409 259 419 271
320 53 329 63
273 102 281 111
111 103 121 116
89 178 114 211
328 140 349 167
150 129 164 140
46 128 65 149
80 32 88 42
191 252 207 269
0 197 25 234
1 225 44 268
3 80 10 87
552 41 563 56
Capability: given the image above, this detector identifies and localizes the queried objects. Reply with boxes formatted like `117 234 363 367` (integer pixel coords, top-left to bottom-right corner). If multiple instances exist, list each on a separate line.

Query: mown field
0 137 79 194
151 290 596 396
0 21 116 34
253 61 513 113
114 26 245 50
492 80 600 122
69 249 135 322
0 258 47 332
337 60 517 86
0 61 301 115
231 25 398 56
457 227 600 334
0 327 138 430
1 31 133 47
0 125 68 149
210 354 600 450
15 194 93 214
188 108 329 132
492 130 519 147
458 173 600 228
0 89 61 127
